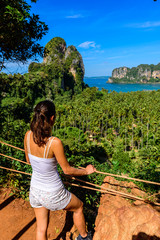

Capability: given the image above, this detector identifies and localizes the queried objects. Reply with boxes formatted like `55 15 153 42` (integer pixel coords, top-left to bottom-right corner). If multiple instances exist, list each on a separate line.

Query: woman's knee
75 200 84 213
64 193 84 213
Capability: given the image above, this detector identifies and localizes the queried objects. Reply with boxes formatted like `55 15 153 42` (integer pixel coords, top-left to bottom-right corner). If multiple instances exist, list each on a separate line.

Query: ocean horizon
84 77 160 93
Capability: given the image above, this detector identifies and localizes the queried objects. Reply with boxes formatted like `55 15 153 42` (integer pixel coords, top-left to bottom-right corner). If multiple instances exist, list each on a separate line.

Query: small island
108 63 160 83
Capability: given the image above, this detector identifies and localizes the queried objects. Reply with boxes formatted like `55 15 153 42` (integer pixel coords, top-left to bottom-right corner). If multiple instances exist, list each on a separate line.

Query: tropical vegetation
0 0 48 70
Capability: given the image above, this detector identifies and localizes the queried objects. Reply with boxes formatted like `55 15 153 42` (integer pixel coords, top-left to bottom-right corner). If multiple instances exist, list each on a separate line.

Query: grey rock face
112 67 128 79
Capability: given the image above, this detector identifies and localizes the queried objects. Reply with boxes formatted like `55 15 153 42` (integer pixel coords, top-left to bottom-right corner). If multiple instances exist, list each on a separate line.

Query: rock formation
108 63 160 83
93 176 160 240
43 37 66 64
28 37 85 92
112 67 129 79
64 45 85 83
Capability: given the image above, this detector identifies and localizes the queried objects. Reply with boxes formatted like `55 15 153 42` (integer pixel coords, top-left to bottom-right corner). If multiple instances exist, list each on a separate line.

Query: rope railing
67 175 158 201
0 166 116 197
65 175 144 201
64 181 108 194
1 165 160 206
0 153 30 165
0 166 31 176
64 181 160 206
0 141 25 152
79 167 160 186
0 140 160 187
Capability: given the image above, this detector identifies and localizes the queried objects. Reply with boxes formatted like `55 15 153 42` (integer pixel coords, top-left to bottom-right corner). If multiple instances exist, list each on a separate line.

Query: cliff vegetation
28 37 85 93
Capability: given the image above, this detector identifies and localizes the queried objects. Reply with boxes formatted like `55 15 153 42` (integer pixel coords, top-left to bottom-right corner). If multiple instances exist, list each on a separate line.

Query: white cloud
66 14 84 19
127 21 160 28
78 41 98 49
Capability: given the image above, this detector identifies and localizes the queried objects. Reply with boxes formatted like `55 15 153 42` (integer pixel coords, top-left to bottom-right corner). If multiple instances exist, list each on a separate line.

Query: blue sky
4 0 160 76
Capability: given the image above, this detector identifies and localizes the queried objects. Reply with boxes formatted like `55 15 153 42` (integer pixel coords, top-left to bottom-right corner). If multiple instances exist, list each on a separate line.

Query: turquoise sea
84 77 160 93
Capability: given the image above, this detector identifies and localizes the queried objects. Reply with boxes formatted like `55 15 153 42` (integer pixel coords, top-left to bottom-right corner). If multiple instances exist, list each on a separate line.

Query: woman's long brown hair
30 100 56 146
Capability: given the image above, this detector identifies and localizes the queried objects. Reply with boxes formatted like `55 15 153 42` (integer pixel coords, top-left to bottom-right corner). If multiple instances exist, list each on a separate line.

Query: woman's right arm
24 132 30 164
52 138 96 176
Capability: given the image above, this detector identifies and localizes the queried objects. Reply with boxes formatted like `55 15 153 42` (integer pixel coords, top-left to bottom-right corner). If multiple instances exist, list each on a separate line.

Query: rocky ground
0 187 77 240
1 177 160 240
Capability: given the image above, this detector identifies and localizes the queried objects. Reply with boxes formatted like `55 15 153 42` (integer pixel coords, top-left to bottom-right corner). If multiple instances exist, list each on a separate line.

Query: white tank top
27 131 64 192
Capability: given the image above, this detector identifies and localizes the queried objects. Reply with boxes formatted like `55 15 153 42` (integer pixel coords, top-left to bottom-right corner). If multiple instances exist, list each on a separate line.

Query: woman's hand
85 164 96 175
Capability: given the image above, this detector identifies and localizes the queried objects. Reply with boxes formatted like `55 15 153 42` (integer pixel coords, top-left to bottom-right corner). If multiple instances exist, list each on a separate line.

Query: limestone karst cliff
108 63 160 83
28 37 85 92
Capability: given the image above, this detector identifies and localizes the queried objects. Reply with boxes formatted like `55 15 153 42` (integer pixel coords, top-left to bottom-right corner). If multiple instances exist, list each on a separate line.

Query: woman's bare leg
34 207 49 240
64 193 87 238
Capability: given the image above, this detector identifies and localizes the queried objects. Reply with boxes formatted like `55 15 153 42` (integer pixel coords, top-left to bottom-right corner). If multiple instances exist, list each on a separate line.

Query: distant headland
108 63 160 83
84 76 109 79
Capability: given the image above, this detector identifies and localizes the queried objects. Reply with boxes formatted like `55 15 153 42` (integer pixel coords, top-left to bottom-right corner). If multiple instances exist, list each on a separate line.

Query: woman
24 100 96 240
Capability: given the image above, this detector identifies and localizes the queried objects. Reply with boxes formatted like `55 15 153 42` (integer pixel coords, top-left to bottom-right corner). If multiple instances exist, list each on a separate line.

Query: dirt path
0 188 77 240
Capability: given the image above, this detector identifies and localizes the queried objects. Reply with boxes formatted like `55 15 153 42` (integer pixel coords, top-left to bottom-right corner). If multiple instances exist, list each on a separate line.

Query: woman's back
26 130 63 192
26 130 54 158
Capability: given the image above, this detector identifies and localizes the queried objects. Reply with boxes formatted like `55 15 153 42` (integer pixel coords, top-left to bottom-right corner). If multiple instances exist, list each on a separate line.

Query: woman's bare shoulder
24 130 31 139
50 137 64 156
51 137 62 144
